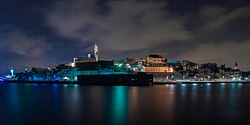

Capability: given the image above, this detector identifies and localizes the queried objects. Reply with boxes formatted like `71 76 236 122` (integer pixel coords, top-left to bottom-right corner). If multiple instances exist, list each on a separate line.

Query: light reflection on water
1 83 250 125
111 86 128 125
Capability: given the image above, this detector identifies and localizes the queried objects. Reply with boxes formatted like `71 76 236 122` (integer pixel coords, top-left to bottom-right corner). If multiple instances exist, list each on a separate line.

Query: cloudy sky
0 0 250 74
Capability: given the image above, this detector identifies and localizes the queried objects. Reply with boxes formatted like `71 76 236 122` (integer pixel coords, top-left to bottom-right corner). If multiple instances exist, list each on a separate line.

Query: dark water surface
1 83 250 125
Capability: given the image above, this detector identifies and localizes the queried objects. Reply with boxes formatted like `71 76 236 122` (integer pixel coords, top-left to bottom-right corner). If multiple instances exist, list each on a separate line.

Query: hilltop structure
4 44 249 83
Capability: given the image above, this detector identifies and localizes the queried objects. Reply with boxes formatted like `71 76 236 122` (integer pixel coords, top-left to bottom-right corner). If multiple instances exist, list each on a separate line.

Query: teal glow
24 67 28 72
181 84 186 86
206 83 211 86
220 83 226 85
111 86 128 125
192 83 197 86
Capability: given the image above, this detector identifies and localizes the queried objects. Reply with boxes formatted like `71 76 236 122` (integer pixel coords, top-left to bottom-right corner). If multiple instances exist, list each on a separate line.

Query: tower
234 62 238 70
94 44 99 62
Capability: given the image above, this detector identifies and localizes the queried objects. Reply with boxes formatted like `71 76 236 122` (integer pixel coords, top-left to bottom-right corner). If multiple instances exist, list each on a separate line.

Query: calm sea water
0 83 250 125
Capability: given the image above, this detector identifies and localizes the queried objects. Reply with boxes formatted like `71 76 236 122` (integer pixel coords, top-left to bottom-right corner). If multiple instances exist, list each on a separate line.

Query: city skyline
1 0 250 74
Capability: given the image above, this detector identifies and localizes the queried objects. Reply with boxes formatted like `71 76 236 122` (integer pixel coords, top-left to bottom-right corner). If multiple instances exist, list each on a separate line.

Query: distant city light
220 83 226 85
10 69 14 76
206 83 211 86
25 67 28 72
2 43 249 85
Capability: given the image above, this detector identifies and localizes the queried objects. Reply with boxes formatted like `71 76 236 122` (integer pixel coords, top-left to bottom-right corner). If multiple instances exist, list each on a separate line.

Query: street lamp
25 67 28 72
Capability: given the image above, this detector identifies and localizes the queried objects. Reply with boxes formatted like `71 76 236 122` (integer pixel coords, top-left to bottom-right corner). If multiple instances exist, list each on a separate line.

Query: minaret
234 62 238 70
94 44 99 62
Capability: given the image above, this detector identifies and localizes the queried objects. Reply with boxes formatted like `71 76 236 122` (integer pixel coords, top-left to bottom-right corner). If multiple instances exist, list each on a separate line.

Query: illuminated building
145 54 167 66
142 66 174 82
126 57 145 65
143 66 173 73
7 43 246 83
30 67 54 81
70 44 99 67
58 68 78 81
73 57 96 64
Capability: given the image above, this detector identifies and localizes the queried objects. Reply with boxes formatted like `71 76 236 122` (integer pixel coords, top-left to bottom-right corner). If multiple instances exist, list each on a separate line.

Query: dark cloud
0 31 50 57
0 0 250 73
0 27 52 73
200 6 250 31
47 0 193 51
45 0 250 70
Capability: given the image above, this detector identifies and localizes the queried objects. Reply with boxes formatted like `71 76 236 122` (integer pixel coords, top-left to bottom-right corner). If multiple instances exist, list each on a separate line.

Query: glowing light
232 77 236 81
10 69 14 76
63 77 69 80
206 83 211 86
220 83 226 85
192 83 197 86
88 54 91 58
5 75 12 78
24 67 28 72
71 62 75 67
94 44 99 61
181 83 186 86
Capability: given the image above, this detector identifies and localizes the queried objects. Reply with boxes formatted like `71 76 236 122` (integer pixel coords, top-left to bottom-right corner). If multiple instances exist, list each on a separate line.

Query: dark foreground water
1 83 250 125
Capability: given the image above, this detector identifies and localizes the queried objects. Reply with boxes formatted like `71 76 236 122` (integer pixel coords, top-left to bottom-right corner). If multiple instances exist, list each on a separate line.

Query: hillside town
2 44 250 83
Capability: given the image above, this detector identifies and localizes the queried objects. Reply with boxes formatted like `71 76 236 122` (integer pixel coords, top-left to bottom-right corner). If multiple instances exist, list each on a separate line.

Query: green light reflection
111 86 128 125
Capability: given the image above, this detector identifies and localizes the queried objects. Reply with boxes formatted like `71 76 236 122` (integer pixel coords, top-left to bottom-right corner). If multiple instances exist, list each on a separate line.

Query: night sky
0 0 250 74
